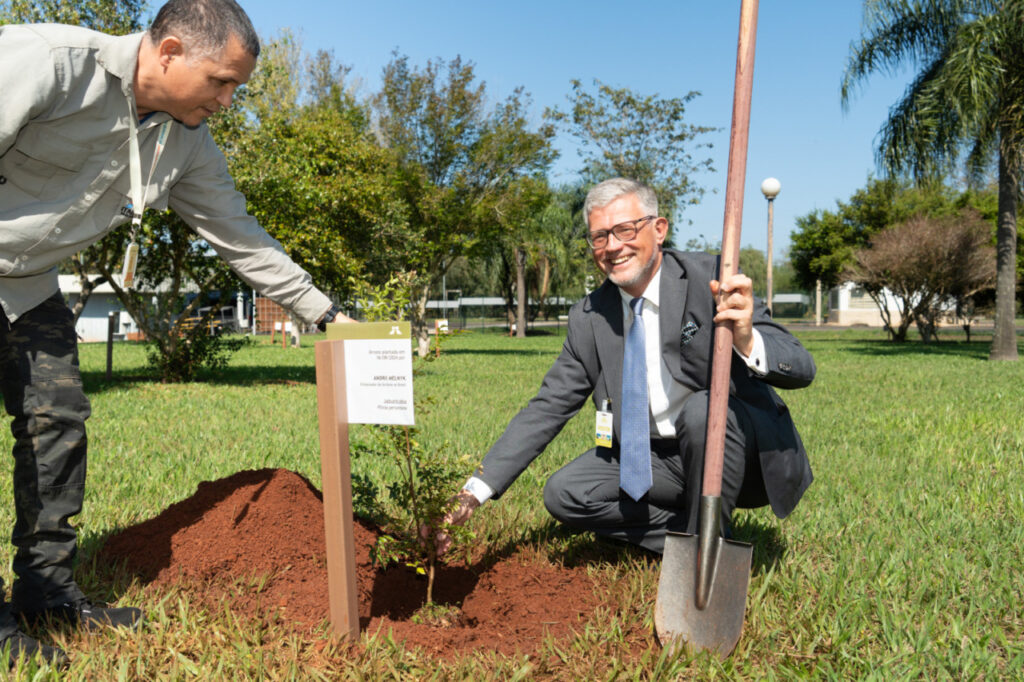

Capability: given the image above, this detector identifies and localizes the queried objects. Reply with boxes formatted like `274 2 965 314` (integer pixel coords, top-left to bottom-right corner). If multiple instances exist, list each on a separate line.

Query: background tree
93 214 247 382
0 0 143 33
224 35 405 300
527 186 592 321
490 177 551 337
373 53 556 355
677 235 802 305
842 0 1024 360
548 78 717 225
844 208 996 342
791 177 959 291
739 247 768 300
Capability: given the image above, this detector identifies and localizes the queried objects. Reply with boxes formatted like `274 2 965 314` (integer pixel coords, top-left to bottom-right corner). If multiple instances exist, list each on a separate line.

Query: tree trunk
515 246 527 338
990 148 1019 361
413 281 431 358
68 257 108 326
536 255 551 320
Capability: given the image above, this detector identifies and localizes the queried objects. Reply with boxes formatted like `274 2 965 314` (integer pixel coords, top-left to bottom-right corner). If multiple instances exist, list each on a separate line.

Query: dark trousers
543 390 767 554
0 292 88 634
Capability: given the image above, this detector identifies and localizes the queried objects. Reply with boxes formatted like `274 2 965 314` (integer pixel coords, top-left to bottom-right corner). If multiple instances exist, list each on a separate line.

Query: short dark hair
149 0 260 60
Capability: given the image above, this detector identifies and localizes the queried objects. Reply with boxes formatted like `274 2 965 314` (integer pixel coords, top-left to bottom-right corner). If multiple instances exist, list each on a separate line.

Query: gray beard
609 249 660 291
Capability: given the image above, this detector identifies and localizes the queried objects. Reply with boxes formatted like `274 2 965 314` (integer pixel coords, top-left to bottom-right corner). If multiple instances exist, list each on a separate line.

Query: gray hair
583 178 659 227
149 0 260 61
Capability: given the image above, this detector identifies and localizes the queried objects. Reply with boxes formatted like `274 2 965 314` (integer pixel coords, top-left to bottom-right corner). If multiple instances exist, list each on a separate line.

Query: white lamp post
760 177 781 313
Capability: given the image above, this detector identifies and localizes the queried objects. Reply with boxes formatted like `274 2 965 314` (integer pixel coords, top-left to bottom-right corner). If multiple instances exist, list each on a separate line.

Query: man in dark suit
438 178 815 554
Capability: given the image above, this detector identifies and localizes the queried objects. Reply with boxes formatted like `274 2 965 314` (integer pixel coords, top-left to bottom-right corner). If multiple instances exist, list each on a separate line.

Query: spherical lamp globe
760 177 781 200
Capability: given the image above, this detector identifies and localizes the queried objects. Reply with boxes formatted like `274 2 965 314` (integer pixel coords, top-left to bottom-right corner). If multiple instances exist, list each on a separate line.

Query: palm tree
842 0 1023 360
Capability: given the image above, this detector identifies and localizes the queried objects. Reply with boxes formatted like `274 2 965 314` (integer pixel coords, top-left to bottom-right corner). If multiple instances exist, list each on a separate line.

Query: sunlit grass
0 327 1020 678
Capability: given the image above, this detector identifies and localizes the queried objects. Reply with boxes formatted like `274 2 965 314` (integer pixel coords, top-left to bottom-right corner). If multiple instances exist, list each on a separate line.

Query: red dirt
99 468 610 657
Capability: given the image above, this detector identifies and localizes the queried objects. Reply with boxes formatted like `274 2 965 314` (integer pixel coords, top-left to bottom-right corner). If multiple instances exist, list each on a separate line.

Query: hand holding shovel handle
655 0 759 658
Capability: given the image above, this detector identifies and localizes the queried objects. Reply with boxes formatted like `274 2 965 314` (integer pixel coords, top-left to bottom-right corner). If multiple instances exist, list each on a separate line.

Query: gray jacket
0 23 331 324
477 249 816 521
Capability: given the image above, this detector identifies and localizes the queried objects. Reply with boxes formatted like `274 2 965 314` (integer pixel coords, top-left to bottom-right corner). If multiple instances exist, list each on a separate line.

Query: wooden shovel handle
703 0 759 498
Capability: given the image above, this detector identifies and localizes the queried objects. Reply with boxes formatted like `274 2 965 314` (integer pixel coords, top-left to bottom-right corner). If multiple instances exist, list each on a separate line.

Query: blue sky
238 0 913 259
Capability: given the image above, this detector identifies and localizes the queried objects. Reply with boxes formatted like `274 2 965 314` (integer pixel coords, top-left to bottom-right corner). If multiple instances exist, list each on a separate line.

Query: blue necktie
620 296 652 500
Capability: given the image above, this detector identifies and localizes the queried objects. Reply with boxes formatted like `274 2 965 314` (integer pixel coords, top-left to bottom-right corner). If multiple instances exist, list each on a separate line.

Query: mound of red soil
100 469 607 657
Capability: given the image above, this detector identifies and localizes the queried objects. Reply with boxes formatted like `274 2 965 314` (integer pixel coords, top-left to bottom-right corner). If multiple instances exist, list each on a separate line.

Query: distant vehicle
179 306 239 336
200 306 239 333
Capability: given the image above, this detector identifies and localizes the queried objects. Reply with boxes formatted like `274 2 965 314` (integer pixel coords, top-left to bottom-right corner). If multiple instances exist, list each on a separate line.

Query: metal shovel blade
654 530 753 658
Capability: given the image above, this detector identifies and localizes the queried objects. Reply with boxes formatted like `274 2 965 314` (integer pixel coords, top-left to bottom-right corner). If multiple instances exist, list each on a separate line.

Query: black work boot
1 630 69 669
18 599 144 632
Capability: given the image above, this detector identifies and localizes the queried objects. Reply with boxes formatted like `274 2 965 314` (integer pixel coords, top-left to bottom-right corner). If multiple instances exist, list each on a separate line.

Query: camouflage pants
0 291 88 634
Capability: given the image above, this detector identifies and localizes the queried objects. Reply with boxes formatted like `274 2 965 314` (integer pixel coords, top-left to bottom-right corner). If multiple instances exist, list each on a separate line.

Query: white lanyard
122 107 171 289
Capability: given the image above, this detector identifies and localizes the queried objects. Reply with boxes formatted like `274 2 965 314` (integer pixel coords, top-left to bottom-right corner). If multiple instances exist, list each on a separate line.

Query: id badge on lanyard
595 398 613 448
122 112 171 289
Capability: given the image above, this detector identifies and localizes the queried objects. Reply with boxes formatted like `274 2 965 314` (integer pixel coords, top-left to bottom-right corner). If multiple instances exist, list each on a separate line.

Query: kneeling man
440 177 815 554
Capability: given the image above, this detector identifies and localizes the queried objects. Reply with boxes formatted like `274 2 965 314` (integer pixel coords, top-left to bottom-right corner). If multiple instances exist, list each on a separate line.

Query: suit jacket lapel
591 280 624 431
659 252 688 382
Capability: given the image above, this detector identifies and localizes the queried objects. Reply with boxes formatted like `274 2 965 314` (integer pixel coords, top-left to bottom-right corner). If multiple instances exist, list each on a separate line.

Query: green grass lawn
0 327 1021 679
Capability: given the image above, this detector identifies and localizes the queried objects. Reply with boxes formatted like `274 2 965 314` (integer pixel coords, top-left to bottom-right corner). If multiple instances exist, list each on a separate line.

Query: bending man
0 0 348 665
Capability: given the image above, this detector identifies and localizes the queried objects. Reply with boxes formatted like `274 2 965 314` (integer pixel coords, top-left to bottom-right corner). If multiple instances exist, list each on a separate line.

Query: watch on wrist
318 304 342 332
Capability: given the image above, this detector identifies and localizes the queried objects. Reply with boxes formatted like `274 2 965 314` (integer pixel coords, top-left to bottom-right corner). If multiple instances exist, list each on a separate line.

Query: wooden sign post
314 321 414 638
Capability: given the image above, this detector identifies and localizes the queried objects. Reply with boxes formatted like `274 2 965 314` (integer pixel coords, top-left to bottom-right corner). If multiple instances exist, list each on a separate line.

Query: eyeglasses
585 216 656 249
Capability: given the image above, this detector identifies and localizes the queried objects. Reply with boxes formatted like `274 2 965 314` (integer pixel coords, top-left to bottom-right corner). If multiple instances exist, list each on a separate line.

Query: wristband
317 304 342 332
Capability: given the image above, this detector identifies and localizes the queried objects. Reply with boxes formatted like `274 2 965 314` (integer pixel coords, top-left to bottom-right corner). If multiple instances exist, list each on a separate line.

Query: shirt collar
96 31 145 100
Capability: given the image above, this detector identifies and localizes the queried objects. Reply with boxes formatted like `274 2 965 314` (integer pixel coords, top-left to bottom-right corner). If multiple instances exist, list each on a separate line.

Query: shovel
654 0 759 658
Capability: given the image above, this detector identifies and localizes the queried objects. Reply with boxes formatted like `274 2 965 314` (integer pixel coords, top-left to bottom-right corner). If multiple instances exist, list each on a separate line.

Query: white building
828 282 902 326
59 275 247 342
59 274 140 342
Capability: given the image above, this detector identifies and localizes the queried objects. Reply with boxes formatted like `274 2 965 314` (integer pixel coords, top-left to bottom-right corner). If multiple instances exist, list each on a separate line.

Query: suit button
0 175 6 184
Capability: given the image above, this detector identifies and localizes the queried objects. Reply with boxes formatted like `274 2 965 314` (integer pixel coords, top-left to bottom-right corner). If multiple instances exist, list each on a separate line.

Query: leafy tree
542 182 595 305
475 182 595 330
548 79 717 224
842 0 1024 360
771 257 802 298
790 177 958 290
0 0 144 33
677 235 796 303
739 247 768 301
214 32 405 301
844 208 996 342
373 53 556 355
225 105 403 298
508 181 548 337
93 214 248 382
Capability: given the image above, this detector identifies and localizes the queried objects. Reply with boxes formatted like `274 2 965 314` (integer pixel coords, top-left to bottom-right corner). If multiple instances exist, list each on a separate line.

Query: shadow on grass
457 327 561 338
730 515 789 577
79 363 318 394
838 338 996 360
442 347 558 357
477 512 788 577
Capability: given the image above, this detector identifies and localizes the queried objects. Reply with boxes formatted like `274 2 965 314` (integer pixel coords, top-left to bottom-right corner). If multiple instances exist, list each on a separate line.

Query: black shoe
20 599 144 632
1 630 69 669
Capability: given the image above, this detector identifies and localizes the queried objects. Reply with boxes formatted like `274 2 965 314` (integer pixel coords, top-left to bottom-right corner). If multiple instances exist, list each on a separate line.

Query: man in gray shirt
0 0 348 665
